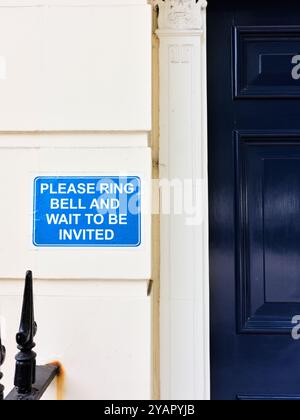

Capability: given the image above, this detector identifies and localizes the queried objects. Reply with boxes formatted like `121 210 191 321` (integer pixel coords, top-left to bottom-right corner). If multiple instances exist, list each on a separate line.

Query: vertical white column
155 0 210 400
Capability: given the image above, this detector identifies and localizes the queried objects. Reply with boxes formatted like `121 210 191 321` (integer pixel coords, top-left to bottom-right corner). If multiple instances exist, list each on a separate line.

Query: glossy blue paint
208 0 300 401
234 26 300 98
236 132 300 333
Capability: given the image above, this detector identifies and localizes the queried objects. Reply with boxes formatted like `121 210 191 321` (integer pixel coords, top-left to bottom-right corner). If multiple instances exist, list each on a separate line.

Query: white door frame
154 0 210 400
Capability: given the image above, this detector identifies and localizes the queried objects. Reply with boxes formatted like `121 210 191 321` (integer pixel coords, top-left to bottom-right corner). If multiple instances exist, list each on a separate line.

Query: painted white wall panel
0 1 148 5
42 6 151 131
0 3 151 131
0 8 42 129
0 279 151 400
0 133 149 148
0 143 151 280
0 0 152 402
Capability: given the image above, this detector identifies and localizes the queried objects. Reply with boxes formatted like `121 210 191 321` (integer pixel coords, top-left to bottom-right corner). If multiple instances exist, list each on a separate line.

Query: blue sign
33 177 141 247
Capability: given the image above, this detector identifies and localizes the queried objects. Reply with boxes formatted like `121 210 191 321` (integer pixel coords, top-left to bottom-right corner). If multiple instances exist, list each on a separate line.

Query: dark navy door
208 0 300 400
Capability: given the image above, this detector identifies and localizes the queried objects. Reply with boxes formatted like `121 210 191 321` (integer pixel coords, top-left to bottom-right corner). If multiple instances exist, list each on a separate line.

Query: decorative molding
157 0 210 400
169 44 193 64
153 0 207 31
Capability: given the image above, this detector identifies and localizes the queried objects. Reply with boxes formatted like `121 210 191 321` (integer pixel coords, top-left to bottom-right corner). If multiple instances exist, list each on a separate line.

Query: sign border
32 176 142 248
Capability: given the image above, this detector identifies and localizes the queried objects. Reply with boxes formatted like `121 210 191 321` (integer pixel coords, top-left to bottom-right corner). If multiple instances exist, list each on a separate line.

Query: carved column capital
152 0 207 31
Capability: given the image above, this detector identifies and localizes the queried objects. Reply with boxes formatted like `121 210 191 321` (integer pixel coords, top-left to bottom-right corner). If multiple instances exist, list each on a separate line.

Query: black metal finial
14 271 37 395
0 328 6 400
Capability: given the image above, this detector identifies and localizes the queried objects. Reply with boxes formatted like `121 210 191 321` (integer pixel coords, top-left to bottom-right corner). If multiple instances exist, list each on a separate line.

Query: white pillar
155 0 210 400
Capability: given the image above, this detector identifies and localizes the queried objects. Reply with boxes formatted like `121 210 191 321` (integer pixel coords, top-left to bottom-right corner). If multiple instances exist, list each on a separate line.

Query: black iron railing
0 328 5 400
0 271 59 400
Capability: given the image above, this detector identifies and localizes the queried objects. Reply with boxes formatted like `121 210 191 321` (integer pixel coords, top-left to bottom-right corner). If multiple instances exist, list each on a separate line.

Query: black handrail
0 271 59 400
0 328 5 401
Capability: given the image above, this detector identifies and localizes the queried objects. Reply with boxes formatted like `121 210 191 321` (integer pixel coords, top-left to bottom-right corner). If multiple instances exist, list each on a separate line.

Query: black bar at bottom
5 364 58 401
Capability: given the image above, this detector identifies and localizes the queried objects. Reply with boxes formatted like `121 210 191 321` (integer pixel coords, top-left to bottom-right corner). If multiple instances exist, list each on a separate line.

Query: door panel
234 26 300 98
236 133 300 333
208 0 300 400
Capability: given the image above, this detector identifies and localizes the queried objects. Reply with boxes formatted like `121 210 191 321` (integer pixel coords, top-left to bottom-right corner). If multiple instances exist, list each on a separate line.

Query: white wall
0 0 151 130
1 279 151 400
0 0 152 400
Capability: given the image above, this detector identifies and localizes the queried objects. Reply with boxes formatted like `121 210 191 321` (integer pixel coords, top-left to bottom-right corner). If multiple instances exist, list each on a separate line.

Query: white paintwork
0 0 152 401
0 279 151 400
0 133 149 149
0 136 151 280
0 3 151 131
0 56 7 80
156 0 210 400
0 0 147 4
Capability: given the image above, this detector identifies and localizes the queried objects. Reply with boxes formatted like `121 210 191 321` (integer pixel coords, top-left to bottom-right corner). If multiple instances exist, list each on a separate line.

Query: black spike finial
0 327 6 400
14 271 37 395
